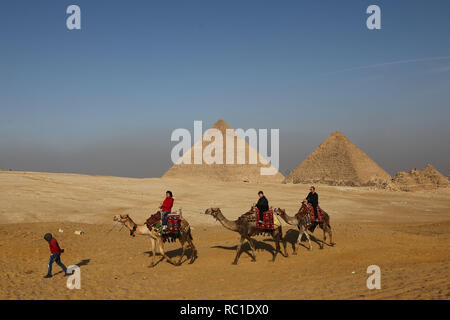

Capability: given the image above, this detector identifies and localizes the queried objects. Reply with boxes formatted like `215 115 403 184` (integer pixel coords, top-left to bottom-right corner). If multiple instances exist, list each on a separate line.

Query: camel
274 202 335 253
113 210 197 267
203 207 287 264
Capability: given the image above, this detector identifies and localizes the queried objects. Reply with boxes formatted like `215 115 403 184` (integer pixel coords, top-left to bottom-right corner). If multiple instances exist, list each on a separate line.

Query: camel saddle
164 213 181 234
298 204 325 223
146 211 181 235
145 211 161 229
255 208 276 230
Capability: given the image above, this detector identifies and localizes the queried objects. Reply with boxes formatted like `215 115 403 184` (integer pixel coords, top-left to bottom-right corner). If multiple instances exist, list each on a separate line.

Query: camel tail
188 227 193 241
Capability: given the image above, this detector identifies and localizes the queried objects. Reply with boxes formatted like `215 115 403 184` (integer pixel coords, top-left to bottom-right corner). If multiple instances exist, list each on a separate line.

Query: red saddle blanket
308 204 325 223
255 209 275 230
164 214 181 234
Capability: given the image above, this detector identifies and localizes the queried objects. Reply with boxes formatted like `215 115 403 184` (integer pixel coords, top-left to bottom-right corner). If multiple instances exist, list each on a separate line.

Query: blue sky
1 0 449 177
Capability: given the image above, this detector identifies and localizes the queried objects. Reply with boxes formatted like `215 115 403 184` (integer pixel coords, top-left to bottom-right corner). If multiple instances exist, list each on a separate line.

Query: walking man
43 233 69 278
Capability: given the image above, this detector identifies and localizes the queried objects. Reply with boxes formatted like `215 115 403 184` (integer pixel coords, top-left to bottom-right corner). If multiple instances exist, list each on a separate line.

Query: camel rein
106 221 125 234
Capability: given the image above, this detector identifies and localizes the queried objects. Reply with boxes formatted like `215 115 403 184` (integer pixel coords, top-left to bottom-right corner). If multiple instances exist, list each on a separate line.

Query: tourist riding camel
256 191 269 223
113 210 197 267
306 186 319 219
274 202 335 252
203 207 287 264
160 190 174 230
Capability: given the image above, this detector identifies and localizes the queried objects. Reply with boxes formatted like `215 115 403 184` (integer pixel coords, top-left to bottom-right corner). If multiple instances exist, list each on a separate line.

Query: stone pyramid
163 119 285 183
390 164 449 191
285 130 391 186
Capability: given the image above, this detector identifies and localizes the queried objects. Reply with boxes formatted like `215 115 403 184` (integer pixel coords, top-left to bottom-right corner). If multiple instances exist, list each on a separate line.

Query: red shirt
161 197 174 212
49 238 62 254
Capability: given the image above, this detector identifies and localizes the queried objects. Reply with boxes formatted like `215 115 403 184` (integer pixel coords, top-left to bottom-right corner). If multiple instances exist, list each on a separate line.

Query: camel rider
256 191 269 223
160 190 174 230
306 186 319 219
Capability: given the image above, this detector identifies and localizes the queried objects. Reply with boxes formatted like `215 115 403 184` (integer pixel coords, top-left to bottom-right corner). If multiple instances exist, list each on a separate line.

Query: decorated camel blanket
236 208 280 231
165 213 181 234
145 211 181 237
255 209 280 230
306 204 325 223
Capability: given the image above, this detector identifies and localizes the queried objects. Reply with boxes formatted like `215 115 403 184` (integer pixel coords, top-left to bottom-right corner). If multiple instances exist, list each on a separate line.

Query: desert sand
0 170 449 299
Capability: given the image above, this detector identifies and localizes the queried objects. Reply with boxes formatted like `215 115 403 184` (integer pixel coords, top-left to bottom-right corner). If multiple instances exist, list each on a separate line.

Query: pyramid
163 119 285 183
285 130 391 186
390 164 449 191
421 164 449 187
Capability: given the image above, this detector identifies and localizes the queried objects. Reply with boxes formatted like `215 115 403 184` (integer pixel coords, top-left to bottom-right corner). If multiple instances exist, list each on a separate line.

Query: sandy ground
0 170 449 299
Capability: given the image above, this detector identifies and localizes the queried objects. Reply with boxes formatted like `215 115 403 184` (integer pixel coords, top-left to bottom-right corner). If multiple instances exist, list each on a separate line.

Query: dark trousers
312 205 318 219
162 211 170 226
258 208 267 221
48 253 67 275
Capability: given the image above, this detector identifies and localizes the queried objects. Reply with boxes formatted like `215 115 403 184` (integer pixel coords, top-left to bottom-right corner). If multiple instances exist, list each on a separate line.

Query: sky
1 0 449 178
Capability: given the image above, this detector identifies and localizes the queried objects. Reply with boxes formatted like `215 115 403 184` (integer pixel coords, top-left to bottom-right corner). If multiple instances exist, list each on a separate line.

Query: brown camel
113 210 197 267
203 207 287 264
274 202 335 253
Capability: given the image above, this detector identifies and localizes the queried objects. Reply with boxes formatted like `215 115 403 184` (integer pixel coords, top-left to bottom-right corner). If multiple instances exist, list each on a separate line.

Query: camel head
204 207 221 219
113 214 130 223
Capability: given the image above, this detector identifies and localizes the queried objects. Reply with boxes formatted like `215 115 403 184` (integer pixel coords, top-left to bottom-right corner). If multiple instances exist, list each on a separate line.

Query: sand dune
0 170 449 299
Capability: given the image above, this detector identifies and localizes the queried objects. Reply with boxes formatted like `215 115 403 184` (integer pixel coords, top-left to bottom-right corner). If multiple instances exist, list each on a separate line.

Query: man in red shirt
160 190 174 230
43 233 69 278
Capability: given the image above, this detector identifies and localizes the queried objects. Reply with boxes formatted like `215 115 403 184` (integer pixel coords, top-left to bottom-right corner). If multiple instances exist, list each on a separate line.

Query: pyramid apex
211 119 233 130
330 130 345 137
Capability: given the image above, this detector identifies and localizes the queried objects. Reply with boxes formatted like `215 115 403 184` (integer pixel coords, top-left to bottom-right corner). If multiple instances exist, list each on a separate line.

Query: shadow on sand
212 239 278 260
281 229 333 251
54 258 90 276
144 247 197 266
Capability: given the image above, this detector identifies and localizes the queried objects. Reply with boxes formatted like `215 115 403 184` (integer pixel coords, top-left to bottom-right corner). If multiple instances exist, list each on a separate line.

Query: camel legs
186 229 198 264
156 237 177 265
272 238 281 262
176 239 187 266
175 232 196 266
149 237 158 267
296 225 312 252
232 236 245 265
186 236 197 264
323 224 335 246
281 229 288 257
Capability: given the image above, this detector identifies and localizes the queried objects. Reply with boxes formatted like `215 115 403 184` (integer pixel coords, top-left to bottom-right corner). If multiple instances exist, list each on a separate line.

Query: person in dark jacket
306 186 319 219
256 191 269 223
43 233 69 278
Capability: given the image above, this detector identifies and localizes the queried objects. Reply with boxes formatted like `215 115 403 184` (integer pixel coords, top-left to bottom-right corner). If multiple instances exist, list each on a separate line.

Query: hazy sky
1 0 449 178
